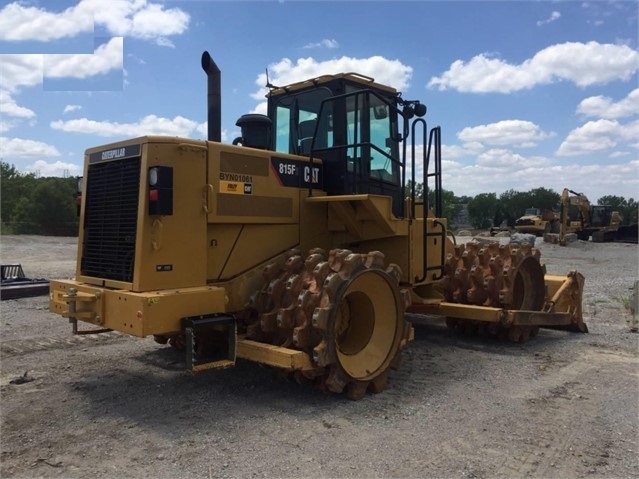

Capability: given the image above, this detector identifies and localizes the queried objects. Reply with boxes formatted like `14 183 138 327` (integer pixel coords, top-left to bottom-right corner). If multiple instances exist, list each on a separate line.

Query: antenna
265 67 278 90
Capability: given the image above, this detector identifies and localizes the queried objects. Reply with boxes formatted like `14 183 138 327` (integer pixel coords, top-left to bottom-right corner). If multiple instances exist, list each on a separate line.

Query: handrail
413 123 444 283
410 118 427 220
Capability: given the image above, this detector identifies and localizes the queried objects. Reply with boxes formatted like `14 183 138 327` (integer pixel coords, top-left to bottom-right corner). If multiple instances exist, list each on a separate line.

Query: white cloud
619 119 639 142
124 2 189 47
251 56 412 112
127 53 146 65
0 54 43 92
0 137 61 158
63 104 82 114
0 1 187 119
458 120 553 147
0 0 189 46
0 90 35 118
576 88 639 119
251 103 268 116
196 122 208 138
50 114 207 138
44 37 123 79
537 11 561 26
441 142 485 160
428 41 639 93
26 159 82 177
195 122 230 142
0 1 93 42
440 153 638 200
303 39 339 49
556 118 639 156
404 143 425 181
476 148 551 168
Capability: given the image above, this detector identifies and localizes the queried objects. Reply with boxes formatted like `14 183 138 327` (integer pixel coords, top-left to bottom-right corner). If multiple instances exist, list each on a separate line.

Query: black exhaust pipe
201 51 221 142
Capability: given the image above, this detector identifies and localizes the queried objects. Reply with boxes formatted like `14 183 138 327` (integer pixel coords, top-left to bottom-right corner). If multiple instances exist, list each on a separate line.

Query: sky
0 0 638 202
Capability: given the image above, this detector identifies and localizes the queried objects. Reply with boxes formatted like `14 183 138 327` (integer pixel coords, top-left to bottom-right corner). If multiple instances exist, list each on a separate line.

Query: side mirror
402 105 414 119
373 105 388 120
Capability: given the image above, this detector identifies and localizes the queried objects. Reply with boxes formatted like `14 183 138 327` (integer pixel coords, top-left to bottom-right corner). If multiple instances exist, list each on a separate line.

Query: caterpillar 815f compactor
49 52 587 399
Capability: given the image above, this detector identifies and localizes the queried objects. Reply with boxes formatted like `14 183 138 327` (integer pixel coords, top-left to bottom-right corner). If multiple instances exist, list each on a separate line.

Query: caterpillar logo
89 144 141 163
270 157 323 189
101 148 125 160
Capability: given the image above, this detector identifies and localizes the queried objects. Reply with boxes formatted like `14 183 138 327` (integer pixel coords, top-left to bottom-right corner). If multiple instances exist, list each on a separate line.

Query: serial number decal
89 144 141 163
220 172 253 183
220 180 252 195
270 157 323 189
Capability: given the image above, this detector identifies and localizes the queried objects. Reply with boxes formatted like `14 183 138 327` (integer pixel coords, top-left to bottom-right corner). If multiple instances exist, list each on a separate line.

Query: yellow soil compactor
50 52 586 399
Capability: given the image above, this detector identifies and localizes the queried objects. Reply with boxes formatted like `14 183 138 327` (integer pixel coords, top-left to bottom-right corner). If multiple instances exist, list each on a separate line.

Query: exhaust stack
201 51 221 142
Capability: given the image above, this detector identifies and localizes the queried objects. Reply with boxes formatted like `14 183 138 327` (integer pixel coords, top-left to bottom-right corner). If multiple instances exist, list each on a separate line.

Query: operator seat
298 119 317 155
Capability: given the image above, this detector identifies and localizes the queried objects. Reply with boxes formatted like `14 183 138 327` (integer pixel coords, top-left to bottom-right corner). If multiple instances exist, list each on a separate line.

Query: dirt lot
1 235 638 479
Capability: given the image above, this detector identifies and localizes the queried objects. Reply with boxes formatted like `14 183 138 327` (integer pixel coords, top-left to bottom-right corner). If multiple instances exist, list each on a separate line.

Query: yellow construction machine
49 52 587 399
515 207 559 236
558 188 623 245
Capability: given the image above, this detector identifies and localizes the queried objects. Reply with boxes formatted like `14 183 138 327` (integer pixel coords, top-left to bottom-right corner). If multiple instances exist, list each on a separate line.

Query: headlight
149 167 159 186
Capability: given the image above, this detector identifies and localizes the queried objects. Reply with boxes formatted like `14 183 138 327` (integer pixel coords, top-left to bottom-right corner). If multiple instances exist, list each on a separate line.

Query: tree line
406 181 638 230
1 162 79 236
1 161 637 236
467 188 638 229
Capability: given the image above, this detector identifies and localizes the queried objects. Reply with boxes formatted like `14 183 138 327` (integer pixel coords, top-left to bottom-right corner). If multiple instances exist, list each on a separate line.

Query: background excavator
49 52 587 400
558 188 637 245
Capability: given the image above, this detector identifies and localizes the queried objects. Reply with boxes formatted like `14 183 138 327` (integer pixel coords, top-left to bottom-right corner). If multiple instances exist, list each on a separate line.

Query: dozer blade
539 270 587 332
411 269 587 342
434 271 587 331
422 241 588 341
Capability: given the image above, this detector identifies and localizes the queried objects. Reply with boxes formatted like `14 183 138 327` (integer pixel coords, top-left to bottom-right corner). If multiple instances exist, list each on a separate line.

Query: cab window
273 88 332 155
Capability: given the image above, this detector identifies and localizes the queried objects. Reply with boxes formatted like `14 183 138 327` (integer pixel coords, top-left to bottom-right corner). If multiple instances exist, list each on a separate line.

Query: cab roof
267 72 398 97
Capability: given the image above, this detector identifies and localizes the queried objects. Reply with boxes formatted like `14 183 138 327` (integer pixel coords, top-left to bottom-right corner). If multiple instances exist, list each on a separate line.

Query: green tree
0 162 37 233
597 195 626 211
598 195 638 225
468 192 499 229
528 187 560 212
625 198 638 225
498 189 531 225
11 178 78 235
498 187 560 226
427 188 463 225
404 181 463 225
404 179 424 199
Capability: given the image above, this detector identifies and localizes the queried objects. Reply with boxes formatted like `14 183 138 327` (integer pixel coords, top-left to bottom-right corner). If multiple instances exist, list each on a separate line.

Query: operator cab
589 205 612 227
264 73 426 217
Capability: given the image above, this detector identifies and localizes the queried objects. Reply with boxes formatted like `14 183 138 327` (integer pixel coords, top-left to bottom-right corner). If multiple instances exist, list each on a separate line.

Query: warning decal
220 180 252 195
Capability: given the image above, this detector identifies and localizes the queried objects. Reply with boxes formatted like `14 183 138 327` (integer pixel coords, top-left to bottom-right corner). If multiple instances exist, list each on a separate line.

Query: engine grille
516 219 534 226
81 158 141 282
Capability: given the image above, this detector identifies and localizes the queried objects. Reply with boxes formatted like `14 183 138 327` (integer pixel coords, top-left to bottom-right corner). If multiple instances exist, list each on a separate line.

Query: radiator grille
81 158 141 282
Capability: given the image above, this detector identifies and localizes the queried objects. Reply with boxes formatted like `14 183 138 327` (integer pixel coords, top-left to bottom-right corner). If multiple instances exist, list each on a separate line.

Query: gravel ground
0 234 638 479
